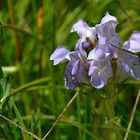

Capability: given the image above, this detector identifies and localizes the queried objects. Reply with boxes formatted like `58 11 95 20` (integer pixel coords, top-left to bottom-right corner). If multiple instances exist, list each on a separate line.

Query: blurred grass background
1 0 140 139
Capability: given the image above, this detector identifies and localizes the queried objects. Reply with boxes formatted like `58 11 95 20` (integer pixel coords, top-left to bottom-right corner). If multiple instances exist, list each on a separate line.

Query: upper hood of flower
95 13 118 38
71 19 96 43
100 12 118 24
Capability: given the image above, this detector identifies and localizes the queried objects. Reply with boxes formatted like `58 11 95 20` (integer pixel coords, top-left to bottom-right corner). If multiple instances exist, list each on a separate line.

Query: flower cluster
50 13 140 90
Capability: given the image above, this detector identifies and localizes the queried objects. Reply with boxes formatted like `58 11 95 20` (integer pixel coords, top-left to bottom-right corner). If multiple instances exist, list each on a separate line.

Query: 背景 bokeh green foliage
1 0 140 139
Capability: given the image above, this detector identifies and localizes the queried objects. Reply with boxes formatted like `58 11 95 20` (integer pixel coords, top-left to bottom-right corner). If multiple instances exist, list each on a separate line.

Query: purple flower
50 13 140 90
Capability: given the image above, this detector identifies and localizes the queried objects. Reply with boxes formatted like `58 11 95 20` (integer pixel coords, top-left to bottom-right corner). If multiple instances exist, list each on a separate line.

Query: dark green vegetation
1 0 140 140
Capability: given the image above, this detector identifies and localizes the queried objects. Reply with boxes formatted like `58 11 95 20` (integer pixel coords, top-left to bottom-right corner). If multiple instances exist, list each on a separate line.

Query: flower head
50 13 140 90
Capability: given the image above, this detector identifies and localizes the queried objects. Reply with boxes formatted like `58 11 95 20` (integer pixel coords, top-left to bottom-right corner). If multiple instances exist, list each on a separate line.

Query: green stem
42 89 80 140
10 77 51 96
77 90 82 139
104 79 122 140
2 24 41 42
124 89 140 140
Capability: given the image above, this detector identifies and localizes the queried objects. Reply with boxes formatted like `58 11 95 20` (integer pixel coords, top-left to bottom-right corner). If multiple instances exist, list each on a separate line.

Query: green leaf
0 64 3 80
0 77 11 109
10 98 30 140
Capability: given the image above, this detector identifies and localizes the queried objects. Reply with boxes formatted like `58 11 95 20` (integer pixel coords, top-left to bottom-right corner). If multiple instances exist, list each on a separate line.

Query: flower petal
132 65 140 80
65 62 79 90
90 63 112 89
72 60 80 75
98 34 122 58
95 13 118 38
71 19 88 33
50 46 69 65
71 19 96 43
66 51 79 61
100 12 118 24
88 65 98 76
88 47 109 61
124 31 140 53
127 40 140 53
90 68 106 89
118 52 140 80
131 31 140 41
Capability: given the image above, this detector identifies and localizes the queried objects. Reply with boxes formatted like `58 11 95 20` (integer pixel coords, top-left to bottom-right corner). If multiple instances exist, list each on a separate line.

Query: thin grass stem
42 89 80 140
123 89 140 140
0 114 41 140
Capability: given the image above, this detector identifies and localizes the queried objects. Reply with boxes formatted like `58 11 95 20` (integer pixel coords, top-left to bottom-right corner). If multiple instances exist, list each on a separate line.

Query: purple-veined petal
132 65 140 80
118 51 140 80
50 46 69 65
65 62 79 90
90 63 112 89
72 60 80 75
65 58 89 90
95 13 118 38
88 65 98 76
90 68 106 89
88 59 112 88
87 47 109 61
109 34 123 47
66 51 79 61
77 62 89 84
98 34 106 46
105 63 113 77
119 58 130 73
98 34 122 58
